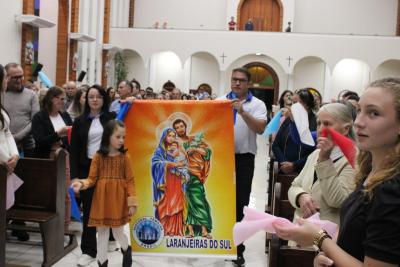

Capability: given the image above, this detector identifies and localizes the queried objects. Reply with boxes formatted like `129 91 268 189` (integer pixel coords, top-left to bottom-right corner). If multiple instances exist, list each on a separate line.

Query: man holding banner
219 67 267 266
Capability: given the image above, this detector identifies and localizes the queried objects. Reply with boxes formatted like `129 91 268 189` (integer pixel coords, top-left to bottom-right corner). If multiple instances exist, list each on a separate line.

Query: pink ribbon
233 207 337 246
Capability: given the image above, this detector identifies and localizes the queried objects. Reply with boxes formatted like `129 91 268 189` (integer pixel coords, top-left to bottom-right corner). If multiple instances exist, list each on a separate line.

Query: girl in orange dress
72 120 138 267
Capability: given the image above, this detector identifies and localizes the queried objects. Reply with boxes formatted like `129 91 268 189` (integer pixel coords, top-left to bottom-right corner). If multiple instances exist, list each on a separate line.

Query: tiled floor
6 137 270 267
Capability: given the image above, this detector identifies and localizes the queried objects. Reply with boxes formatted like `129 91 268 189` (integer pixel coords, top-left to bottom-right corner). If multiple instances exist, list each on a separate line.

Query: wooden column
56 0 69 86
68 0 80 81
397 0 400 36
101 0 111 87
129 0 135 28
21 0 35 81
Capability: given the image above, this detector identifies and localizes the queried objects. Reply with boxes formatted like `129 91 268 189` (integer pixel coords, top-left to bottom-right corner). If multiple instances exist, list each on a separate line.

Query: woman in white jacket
288 103 356 226
0 64 19 174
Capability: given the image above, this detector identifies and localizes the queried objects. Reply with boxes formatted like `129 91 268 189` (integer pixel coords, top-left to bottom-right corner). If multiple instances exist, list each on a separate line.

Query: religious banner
125 100 236 258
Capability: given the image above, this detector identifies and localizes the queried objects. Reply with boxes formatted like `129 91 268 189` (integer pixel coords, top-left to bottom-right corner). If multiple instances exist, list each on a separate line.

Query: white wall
39 0 58 83
331 59 370 98
293 57 326 96
134 0 227 30
188 53 220 92
0 1 23 64
373 60 400 80
149 52 184 92
294 0 398 35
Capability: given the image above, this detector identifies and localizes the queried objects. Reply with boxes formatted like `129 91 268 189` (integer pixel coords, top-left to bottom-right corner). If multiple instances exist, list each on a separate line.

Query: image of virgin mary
151 128 186 236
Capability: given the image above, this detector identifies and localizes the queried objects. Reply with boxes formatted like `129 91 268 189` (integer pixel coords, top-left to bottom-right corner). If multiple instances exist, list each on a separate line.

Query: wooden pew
268 234 316 267
6 149 77 267
268 182 316 267
0 164 7 267
266 163 297 251
272 182 295 223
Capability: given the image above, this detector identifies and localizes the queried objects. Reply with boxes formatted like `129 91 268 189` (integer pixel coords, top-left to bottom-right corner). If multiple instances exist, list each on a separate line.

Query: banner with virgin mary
125 100 236 258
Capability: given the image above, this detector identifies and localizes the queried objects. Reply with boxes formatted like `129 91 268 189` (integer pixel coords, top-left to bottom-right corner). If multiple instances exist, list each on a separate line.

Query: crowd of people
1 60 400 267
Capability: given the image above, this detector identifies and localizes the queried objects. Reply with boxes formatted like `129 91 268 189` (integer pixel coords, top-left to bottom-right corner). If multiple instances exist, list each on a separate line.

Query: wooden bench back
273 182 295 222
275 173 297 200
13 149 66 213
268 234 316 267
0 164 7 266
269 182 315 267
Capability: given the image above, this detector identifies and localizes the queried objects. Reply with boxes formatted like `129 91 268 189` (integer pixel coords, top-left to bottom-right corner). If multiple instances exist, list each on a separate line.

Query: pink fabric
233 207 337 246
6 173 23 210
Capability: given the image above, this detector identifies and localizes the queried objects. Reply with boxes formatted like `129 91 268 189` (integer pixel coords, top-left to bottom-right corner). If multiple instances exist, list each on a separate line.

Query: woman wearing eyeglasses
69 85 116 266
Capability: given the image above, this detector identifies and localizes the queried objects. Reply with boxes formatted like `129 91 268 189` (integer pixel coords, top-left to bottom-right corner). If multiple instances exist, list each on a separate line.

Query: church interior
1 0 400 266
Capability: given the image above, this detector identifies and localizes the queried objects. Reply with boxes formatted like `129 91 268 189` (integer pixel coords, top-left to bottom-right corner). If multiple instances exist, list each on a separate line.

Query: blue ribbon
262 110 282 137
38 71 53 88
116 102 132 121
68 187 82 222
227 91 253 125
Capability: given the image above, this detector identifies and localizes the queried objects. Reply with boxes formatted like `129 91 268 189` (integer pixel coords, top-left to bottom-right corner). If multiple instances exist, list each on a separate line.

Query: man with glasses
3 63 39 158
218 67 267 267
3 62 39 242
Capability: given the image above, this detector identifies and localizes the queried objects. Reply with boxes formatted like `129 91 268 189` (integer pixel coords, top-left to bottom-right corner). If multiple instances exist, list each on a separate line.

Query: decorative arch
293 56 328 70
237 0 283 32
187 51 220 69
293 56 329 98
243 61 280 109
121 49 146 67
331 58 371 98
374 59 400 80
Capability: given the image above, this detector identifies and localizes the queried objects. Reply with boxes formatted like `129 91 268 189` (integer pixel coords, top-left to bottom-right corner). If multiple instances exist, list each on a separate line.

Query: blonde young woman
287 103 356 242
274 78 400 267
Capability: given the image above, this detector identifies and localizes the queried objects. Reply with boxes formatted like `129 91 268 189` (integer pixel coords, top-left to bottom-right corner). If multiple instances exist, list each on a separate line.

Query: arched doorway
237 0 283 32
244 62 279 111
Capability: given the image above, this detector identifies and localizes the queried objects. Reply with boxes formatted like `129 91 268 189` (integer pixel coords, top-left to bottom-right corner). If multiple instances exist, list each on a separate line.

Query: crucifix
220 53 227 64
286 56 293 67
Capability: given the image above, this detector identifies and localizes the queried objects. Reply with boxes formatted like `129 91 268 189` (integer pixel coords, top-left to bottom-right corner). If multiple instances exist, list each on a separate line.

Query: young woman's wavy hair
355 78 400 197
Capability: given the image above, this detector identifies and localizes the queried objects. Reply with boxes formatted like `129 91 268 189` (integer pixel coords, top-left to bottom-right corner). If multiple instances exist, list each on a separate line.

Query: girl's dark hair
295 88 315 110
98 120 127 155
83 84 110 115
70 89 85 115
278 90 293 108
41 86 65 113
0 64 8 129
